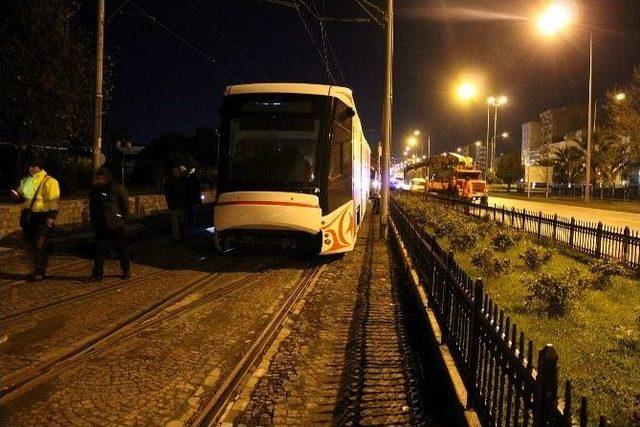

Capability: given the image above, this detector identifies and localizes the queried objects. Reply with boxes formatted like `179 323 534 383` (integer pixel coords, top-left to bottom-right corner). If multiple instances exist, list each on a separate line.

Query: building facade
521 121 542 166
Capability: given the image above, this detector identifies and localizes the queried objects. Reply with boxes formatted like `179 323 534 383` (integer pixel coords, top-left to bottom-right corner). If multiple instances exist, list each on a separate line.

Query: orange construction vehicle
425 153 489 204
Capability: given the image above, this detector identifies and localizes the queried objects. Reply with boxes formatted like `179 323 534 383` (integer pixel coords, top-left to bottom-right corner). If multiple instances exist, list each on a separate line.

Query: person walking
88 167 130 281
13 159 60 281
164 165 186 241
184 167 202 233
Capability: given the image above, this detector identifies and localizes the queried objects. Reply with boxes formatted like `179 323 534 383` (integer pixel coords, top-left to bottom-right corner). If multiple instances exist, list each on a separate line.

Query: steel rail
0 238 228 322
0 258 269 403
189 264 326 426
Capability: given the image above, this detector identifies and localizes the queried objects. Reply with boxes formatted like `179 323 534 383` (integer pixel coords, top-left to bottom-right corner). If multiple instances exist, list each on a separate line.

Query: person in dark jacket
89 167 130 281
164 165 186 240
183 168 202 233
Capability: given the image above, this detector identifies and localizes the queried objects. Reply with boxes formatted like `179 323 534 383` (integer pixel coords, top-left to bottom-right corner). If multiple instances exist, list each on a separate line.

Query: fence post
467 278 484 409
502 206 505 224
533 344 559 426
442 250 455 344
595 222 603 258
552 214 558 241
622 226 630 261
537 211 543 238
569 217 575 248
511 206 515 227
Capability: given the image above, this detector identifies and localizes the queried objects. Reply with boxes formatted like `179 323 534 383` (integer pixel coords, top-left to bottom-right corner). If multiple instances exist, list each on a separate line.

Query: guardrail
390 200 608 426
412 193 640 270
490 184 640 201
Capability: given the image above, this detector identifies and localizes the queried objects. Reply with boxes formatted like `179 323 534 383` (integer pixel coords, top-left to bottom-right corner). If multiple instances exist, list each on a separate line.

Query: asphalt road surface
487 196 640 232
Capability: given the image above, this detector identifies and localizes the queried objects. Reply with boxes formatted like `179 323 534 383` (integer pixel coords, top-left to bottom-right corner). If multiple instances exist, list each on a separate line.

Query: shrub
491 229 520 251
470 247 511 276
524 269 584 317
449 224 478 252
588 257 625 290
519 246 553 270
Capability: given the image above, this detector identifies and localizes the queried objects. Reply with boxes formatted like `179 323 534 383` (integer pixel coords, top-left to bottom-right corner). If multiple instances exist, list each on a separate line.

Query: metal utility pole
426 132 431 179
585 32 593 202
92 0 105 173
485 103 491 171
380 0 393 238
491 104 498 171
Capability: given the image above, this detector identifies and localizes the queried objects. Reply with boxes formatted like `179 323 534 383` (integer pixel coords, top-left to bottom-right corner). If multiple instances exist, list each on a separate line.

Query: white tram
214 83 371 255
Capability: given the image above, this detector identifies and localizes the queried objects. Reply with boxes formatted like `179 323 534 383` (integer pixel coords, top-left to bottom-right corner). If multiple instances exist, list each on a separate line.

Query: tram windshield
223 96 325 187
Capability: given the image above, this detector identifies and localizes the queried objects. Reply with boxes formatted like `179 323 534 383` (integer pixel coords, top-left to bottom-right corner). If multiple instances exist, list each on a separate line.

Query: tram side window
328 102 352 212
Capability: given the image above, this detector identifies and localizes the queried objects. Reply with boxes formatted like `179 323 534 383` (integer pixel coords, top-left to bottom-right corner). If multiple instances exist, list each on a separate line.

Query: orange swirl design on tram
322 204 355 252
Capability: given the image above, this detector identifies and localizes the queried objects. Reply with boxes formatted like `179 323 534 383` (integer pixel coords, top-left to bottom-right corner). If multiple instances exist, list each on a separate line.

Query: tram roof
224 83 356 110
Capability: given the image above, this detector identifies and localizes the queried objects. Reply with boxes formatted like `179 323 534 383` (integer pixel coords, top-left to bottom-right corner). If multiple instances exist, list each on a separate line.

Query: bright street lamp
456 81 478 103
536 1 574 36
614 92 626 102
501 131 509 138
414 130 421 136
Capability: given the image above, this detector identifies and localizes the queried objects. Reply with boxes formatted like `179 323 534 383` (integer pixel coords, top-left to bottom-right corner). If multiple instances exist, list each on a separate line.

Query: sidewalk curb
389 218 481 427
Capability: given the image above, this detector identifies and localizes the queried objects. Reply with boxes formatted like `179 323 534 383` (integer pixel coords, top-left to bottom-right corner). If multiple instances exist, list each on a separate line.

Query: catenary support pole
380 0 393 238
93 0 105 173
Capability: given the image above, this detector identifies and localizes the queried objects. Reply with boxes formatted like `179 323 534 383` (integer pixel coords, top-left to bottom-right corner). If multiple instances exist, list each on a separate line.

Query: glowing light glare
414 130 421 136
488 95 508 106
456 147 462 153
475 141 482 146
456 81 478 102
502 131 509 138
537 2 573 36
407 136 418 146
614 92 626 102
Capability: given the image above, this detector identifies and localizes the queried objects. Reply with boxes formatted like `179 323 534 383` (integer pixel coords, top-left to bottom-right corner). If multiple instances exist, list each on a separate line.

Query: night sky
82 0 640 156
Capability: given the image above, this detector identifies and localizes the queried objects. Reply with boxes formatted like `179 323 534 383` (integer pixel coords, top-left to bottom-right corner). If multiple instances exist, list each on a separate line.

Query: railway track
0 242 218 322
0 236 166 289
0 258 283 404
189 264 326 426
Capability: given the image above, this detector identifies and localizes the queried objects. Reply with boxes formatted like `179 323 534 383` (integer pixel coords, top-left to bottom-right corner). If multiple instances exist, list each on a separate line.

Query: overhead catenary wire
354 0 385 27
184 0 270 80
128 1 243 82
295 2 336 84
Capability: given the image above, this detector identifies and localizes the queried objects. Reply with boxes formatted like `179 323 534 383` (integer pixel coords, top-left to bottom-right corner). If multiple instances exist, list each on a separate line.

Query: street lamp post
487 95 507 172
585 31 593 202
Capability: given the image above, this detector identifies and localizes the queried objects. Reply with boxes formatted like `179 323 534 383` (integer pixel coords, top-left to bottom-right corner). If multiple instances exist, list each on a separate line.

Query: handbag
19 176 49 228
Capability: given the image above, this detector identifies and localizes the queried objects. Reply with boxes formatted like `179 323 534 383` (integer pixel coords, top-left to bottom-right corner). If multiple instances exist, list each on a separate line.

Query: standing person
184 167 202 233
13 160 60 281
89 167 130 281
164 165 186 241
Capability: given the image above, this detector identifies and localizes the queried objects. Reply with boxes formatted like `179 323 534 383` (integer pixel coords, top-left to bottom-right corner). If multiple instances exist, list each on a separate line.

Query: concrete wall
0 191 215 239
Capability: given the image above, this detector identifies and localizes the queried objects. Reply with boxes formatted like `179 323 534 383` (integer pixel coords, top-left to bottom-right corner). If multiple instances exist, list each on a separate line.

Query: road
487 196 640 233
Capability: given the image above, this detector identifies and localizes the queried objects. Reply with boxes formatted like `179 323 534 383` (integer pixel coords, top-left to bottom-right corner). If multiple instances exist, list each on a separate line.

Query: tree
131 129 219 186
496 151 523 189
552 144 584 184
602 66 640 174
0 0 95 149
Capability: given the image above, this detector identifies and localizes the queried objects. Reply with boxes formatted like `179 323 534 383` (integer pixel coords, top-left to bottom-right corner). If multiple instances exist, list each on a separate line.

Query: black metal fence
414 193 640 270
390 200 609 426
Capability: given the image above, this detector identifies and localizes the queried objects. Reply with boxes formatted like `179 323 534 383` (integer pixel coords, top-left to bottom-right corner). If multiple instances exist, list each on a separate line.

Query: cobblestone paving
229 215 428 425
0 243 168 319
0 239 247 379
0 263 311 426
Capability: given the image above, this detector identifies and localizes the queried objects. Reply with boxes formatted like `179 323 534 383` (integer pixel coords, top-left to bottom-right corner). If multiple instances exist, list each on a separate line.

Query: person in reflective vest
14 159 61 281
